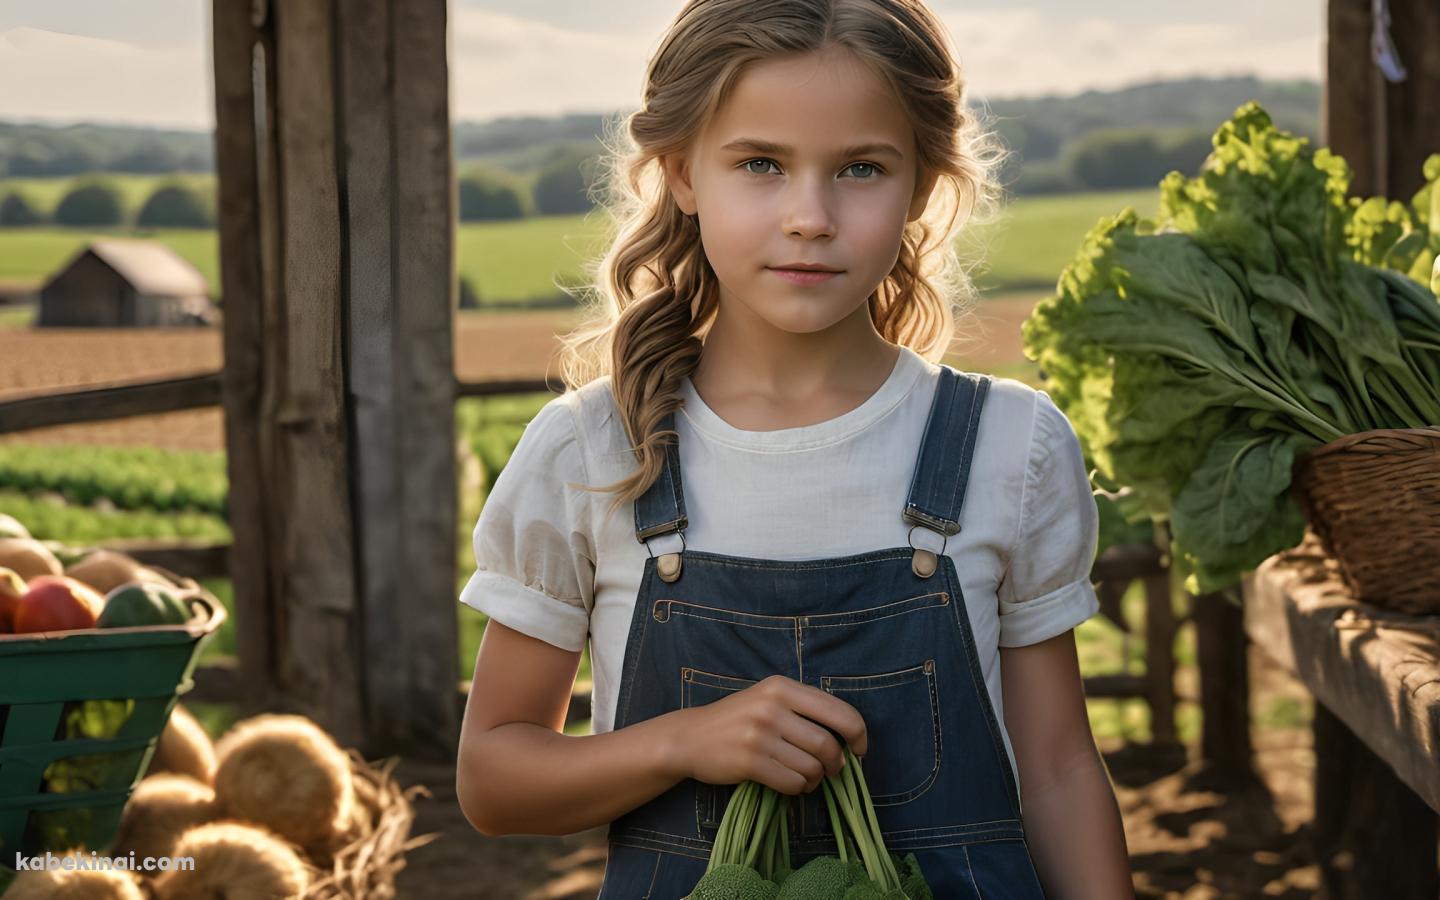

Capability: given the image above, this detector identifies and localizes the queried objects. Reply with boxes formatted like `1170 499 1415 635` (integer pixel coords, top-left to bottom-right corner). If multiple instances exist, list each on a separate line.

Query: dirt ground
392 644 1319 900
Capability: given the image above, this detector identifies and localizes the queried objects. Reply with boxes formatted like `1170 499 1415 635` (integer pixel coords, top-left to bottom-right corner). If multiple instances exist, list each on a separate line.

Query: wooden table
1242 532 1440 897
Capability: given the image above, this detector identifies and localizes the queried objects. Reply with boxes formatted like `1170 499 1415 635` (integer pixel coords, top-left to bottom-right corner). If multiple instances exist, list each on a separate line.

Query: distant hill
0 75 1321 192
983 75 1320 158
0 121 213 177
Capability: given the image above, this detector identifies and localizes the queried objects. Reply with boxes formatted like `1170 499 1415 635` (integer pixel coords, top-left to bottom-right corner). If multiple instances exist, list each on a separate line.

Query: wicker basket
0 565 226 889
1291 426 1440 615
303 750 436 900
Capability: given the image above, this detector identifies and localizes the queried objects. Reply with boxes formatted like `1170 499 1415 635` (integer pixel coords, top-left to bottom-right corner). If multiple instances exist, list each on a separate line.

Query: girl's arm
456 620 687 836
1002 629 1136 900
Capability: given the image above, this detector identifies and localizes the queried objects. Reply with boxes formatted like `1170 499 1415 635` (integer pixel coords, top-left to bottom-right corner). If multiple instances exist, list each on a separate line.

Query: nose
781 176 836 240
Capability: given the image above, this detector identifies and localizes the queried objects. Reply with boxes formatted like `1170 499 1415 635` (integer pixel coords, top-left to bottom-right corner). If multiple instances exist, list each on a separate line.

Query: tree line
0 149 598 227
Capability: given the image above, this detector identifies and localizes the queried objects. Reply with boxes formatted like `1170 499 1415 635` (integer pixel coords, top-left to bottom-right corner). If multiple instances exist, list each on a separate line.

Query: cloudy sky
0 0 1324 130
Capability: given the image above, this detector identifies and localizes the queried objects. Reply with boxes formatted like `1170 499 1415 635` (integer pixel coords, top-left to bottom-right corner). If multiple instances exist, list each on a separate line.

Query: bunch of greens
1346 154 1440 288
1022 102 1440 594
686 745 932 900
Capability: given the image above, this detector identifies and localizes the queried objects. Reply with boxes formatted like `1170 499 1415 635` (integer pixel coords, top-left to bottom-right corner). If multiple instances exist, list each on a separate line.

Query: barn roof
63 239 210 297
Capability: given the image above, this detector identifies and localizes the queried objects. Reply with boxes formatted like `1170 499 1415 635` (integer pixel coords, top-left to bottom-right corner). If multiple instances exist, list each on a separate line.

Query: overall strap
903 367 992 538
632 410 689 543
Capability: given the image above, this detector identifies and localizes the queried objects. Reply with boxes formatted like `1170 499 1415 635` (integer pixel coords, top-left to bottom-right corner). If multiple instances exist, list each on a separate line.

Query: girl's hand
666 674 869 796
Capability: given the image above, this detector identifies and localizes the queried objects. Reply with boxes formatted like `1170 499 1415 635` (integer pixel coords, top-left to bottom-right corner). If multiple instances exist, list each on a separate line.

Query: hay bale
151 821 309 900
110 774 216 862
214 714 353 852
5 850 144 900
150 703 217 785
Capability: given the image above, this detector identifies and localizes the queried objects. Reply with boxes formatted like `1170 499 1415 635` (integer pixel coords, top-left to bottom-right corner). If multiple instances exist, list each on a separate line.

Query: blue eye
738 159 883 179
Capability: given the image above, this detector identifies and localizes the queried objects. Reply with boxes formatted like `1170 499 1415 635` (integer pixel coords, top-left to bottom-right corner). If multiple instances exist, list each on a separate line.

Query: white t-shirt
459 344 1100 781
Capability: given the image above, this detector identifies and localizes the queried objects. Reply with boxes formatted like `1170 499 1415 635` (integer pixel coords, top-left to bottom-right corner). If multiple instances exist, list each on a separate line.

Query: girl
456 1 1134 897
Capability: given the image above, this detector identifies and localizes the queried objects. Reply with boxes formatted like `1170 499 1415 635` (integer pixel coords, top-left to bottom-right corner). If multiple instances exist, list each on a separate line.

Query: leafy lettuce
1022 102 1440 593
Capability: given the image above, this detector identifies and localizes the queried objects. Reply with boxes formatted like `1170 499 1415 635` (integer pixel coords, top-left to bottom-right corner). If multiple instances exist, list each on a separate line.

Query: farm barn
37 239 216 328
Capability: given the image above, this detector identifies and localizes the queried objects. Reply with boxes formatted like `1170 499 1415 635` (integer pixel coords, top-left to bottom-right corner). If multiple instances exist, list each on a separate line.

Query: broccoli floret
841 883 886 900
775 856 850 899
688 862 780 899
843 858 868 887
895 853 933 900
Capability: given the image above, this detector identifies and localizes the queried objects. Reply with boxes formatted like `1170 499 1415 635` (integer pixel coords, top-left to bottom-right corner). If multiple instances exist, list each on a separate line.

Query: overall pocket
820 660 941 806
681 668 758 829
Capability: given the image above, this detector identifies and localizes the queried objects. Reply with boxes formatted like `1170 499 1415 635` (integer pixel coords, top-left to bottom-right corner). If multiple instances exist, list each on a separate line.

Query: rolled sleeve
458 401 596 653
997 390 1100 648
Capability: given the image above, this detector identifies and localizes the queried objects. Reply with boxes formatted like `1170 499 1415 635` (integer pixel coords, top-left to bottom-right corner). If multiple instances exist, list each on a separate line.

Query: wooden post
1325 0 1440 199
1193 589 1255 779
1312 705 1439 898
1142 573 1177 746
212 0 458 757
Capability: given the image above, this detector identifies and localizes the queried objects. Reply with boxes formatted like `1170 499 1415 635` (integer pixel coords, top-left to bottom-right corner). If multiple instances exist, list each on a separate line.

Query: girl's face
664 46 937 338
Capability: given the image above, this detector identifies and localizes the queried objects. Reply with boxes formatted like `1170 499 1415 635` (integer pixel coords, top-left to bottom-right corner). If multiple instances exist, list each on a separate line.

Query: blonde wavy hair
555 0 1010 526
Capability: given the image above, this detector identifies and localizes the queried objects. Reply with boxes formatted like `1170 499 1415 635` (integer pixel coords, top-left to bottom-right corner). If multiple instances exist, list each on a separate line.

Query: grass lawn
972 188 1159 291
0 227 219 291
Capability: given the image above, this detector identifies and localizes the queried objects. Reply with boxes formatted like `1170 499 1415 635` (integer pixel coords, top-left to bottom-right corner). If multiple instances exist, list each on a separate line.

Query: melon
64 550 158 595
0 537 63 582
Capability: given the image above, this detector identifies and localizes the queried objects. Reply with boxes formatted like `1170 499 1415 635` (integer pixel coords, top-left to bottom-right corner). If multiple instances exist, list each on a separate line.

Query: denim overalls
597 367 1046 899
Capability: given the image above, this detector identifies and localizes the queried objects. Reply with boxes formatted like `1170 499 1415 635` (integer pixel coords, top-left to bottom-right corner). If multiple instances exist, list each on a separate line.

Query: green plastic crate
0 576 225 889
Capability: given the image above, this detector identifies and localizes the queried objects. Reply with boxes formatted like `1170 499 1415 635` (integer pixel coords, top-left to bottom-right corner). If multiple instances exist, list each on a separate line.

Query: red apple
0 566 24 632
13 575 106 634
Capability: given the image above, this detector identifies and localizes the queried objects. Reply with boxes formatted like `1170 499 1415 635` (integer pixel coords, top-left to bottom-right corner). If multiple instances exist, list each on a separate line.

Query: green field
0 177 1158 302
0 228 220 291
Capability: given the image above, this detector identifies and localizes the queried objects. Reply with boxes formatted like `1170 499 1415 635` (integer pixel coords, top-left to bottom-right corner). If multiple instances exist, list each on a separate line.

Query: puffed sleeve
996 390 1100 648
458 400 596 652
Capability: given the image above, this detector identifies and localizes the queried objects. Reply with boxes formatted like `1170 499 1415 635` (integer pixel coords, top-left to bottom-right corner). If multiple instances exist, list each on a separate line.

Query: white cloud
449 8 656 120
0 8 1322 129
0 26 212 129
939 10 1321 100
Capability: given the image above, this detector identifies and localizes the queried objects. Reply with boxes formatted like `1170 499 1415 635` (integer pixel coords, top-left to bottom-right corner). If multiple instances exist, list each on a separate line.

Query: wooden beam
338 0 459 757
1324 0 1379 196
1194 588 1254 777
1090 542 1165 583
1325 0 1440 199
261 0 365 748
455 377 561 399
212 0 274 716
1080 674 1147 699
0 374 220 435
100 539 232 581
1384 0 1440 198
1142 573 1178 745
1312 704 1438 897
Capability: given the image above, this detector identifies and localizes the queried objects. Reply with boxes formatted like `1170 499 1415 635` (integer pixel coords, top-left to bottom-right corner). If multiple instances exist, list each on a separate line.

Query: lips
769 268 841 285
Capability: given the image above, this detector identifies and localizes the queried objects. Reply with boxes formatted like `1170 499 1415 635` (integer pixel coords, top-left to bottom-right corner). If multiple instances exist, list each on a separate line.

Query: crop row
0 445 228 516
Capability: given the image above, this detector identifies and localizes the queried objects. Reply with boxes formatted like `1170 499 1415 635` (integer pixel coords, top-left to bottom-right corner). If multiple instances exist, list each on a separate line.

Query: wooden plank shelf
1242 535 1440 813
1242 532 1440 896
